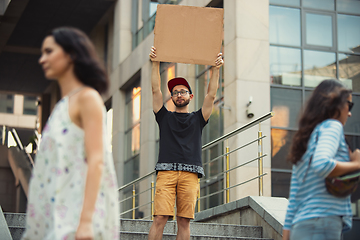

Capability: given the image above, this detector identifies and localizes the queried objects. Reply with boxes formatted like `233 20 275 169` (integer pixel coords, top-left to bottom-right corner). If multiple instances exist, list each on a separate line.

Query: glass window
271 88 302 128
23 96 37 115
209 180 224 208
305 90 313 103
271 171 291 198
0 94 14 113
125 124 140 159
270 46 301 86
124 155 139 184
196 71 208 108
345 95 360 134
271 129 295 170
338 54 360 92
303 50 336 87
149 1 158 17
270 0 300 7
305 13 333 48
338 14 360 54
337 0 360 15
303 0 334 11
269 6 301 46
124 81 141 181
160 63 176 111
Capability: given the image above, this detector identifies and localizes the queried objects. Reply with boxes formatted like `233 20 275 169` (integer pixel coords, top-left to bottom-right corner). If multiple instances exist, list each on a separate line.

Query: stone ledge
194 196 288 240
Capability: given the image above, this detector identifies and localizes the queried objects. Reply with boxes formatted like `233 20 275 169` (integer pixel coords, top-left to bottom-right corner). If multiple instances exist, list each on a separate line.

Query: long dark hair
287 79 351 164
48 27 108 93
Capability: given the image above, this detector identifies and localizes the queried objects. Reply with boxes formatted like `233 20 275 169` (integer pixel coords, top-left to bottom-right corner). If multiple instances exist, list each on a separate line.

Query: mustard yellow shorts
154 170 199 219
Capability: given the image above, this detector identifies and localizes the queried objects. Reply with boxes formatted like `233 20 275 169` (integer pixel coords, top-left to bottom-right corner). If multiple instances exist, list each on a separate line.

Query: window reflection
124 155 139 185
338 54 360 92
303 50 336 87
338 14 360 54
344 95 360 134
303 0 334 11
133 87 141 123
270 0 300 7
271 129 295 170
271 172 291 198
23 96 38 115
0 94 14 114
271 88 302 128
337 0 360 15
270 46 301 86
124 82 141 180
269 6 301 46
160 63 176 111
305 13 333 47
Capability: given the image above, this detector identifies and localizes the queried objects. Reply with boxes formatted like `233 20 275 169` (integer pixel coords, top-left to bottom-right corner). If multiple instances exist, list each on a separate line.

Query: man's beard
172 98 190 107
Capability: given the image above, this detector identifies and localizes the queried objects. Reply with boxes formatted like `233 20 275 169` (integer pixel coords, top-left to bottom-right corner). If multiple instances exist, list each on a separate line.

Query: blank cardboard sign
153 4 223 66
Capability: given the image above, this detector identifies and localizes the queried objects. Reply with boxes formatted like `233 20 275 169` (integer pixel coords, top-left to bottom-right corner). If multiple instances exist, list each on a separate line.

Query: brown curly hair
287 79 352 164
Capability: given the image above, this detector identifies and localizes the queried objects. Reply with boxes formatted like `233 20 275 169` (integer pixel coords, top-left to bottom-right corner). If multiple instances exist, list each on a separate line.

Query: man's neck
175 106 189 113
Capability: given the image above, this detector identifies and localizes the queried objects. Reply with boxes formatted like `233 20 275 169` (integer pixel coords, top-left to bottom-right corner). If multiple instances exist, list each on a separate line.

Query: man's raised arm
149 46 163 113
201 53 224 121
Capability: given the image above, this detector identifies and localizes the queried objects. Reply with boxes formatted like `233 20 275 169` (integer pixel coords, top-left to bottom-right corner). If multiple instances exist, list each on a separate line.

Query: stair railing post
197 178 200 212
132 184 135 219
151 175 154 220
258 123 264 196
226 139 230 203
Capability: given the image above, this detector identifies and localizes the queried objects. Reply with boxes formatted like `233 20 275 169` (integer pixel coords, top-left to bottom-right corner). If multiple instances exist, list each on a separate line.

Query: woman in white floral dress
21 27 119 240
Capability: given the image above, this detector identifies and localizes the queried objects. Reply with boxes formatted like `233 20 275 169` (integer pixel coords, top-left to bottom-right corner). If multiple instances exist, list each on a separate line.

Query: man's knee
176 216 190 229
153 215 169 227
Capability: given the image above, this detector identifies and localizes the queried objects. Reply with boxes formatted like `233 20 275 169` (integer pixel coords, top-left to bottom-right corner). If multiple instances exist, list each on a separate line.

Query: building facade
102 0 359 218
0 0 359 220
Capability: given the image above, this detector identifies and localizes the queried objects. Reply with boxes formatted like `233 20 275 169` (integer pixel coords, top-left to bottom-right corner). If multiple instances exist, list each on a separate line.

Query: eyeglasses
171 90 189 97
347 100 354 112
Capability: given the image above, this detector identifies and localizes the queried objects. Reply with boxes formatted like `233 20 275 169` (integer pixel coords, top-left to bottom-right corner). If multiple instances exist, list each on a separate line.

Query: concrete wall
223 0 271 199
194 196 288 240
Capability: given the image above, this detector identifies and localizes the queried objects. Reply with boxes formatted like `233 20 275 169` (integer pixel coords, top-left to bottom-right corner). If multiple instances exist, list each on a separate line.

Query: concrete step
121 219 264 238
4 213 26 240
4 212 26 227
3 213 274 240
121 231 273 240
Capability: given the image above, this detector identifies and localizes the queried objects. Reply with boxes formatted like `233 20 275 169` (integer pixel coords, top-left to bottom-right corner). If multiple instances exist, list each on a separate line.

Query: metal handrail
202 135 266 167
199 154 267 184
118 170 155 191
202 112 273 151
197 173 268 200
118 112 273 190
10 128 35 166
118 111 274 219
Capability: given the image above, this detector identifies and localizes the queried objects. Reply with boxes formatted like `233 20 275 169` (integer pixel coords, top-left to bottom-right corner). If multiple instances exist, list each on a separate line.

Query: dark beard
172 98 190 108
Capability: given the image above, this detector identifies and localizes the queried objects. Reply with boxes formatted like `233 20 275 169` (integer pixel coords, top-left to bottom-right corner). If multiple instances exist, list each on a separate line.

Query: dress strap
67 86 86 98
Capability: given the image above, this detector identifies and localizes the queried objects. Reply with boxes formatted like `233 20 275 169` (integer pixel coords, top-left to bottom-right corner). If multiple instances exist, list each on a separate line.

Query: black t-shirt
154 105 208 178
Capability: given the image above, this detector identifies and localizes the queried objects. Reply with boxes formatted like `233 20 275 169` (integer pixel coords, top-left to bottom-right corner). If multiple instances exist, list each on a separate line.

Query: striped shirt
284 119 352 232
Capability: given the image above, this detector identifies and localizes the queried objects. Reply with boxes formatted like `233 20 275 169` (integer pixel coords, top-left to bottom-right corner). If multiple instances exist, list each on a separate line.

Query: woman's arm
75 89 105 240
328 149 360 177
283 171 298 239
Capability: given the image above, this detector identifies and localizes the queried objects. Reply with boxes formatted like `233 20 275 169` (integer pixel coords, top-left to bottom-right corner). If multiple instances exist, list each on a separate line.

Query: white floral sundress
22 95 119 240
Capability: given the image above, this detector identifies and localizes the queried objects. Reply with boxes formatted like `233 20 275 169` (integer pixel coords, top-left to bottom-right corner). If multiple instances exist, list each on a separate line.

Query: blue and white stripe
284 119 352 232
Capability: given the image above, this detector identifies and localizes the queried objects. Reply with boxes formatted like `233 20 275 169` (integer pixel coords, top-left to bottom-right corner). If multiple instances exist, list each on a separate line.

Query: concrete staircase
4 212 26 240
3 213 273 240
121 219 273 239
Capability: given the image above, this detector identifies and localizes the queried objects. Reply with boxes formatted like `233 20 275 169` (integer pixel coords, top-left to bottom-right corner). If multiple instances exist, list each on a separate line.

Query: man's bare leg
148 215 169 240
175 216 190 240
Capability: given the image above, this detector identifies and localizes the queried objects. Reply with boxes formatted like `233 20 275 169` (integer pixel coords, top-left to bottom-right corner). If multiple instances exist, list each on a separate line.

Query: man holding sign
148 46 223 240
